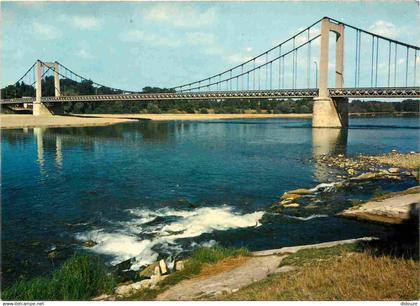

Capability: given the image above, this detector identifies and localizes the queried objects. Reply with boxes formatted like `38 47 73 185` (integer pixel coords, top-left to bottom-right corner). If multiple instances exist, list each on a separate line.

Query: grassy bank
1 246 248 301
2 254 115 301
214 244 419 301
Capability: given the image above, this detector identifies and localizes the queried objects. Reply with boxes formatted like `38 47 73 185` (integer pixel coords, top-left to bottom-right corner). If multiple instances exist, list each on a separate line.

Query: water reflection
34 128 46 175
312 128 348 181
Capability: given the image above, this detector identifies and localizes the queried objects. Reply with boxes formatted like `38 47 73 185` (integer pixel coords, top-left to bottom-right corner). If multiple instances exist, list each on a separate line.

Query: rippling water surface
2 116 419 285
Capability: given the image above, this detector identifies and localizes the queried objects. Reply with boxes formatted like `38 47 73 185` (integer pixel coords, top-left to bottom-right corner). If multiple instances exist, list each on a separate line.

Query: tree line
1 77 419 114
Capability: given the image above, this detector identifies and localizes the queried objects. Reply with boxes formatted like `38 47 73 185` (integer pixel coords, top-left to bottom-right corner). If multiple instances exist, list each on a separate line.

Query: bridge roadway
1 87 419 104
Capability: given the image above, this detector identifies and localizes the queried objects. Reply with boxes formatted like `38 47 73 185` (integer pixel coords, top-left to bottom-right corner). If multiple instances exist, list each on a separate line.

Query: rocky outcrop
338 187 420 224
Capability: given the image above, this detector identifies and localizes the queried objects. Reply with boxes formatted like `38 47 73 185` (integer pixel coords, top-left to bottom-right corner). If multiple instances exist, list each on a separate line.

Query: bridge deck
1 87 419 104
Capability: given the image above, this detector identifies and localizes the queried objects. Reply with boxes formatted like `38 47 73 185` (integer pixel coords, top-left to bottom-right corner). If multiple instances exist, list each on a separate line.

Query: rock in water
280 193 301 200
388 167 400 173
175 260 185 271
347 168 356 175
351 172 378 181
84 239 97 247
159 259 168 275
283 203 300 208
286 188 312 195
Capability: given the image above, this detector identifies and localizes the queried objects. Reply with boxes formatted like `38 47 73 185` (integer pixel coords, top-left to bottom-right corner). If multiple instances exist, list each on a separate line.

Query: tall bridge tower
313 17 348 128
33 60 64 116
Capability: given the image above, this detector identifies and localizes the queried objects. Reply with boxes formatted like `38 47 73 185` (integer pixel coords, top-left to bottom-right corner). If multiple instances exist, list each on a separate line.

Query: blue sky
1 1 420 91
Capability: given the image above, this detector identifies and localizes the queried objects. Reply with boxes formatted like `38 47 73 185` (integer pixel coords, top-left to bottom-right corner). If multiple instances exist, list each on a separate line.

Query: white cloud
75 49 93 59
120 30 180 47
295 28 320 46
225 48 265 65
33 22 61 40
143 4 216 27
71 16 103 30
369 20 397 38
185 32 216 46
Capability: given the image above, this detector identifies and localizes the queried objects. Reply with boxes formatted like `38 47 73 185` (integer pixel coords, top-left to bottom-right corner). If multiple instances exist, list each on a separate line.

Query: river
2 116 419 286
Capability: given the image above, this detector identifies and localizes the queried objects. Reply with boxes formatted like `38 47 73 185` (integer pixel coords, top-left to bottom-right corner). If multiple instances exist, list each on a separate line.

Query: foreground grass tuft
123 246 249 300
2 254 115 301
280 243 361 267
219 249 419 301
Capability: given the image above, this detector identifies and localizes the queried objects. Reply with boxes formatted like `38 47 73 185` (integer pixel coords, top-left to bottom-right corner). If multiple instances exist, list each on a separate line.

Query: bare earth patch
193 255 250 280
156 255 284 300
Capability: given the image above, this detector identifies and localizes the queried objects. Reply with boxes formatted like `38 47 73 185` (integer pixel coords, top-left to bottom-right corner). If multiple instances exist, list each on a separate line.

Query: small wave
284 214 328 221
76 206 264 270
310 182 341 193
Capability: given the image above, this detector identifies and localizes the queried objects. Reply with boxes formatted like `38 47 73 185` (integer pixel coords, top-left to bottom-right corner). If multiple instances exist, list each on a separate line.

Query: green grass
280 243 362 267
2 254 115 301
123 246 249 300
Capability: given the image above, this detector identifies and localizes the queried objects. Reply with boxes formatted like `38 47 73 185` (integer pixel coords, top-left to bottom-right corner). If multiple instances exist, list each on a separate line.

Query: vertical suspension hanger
387 40 391 87
405 46 409 87
357 31 361 87
282 55 285 89
253 59 256 90
354 30 359 87
292 37 296 89
307 28 310 88
278 45 282 89
375 37 379 87
371 35 374 87
394 43 397 87
414 50 417 86
270 61 273 90
265 52 268 89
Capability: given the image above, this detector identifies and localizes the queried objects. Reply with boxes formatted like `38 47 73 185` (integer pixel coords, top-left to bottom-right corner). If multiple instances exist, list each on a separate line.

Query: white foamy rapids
310 182 341 193
284 214 328 221
76 206 264 270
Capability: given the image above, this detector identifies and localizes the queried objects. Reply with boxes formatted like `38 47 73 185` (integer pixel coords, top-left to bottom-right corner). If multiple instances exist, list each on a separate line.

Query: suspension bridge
1 17 419 127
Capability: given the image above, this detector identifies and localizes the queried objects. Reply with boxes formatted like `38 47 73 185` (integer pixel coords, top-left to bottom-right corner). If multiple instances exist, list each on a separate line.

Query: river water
2 116 419 286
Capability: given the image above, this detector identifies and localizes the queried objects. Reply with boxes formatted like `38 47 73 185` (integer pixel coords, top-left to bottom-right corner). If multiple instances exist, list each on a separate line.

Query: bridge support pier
313 97 348 128
33 103 64 116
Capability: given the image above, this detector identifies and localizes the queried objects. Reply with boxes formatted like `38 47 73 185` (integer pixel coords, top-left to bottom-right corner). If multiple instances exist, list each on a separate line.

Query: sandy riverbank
0 114 136 129
0 113 311 129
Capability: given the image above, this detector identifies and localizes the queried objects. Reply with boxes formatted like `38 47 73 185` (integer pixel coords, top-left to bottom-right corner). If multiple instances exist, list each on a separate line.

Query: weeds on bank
2 254 115 301
123 246 250 300
217 245 419 301
280 243 362 267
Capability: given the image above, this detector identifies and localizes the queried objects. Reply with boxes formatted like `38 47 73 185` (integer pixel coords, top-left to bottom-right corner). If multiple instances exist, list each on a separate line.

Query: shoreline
0 113 311 129
1 112 418 129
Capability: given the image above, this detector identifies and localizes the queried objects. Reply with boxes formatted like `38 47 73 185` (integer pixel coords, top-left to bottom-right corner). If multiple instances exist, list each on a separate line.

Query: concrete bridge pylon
312 17 348 128
33 60 64 116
